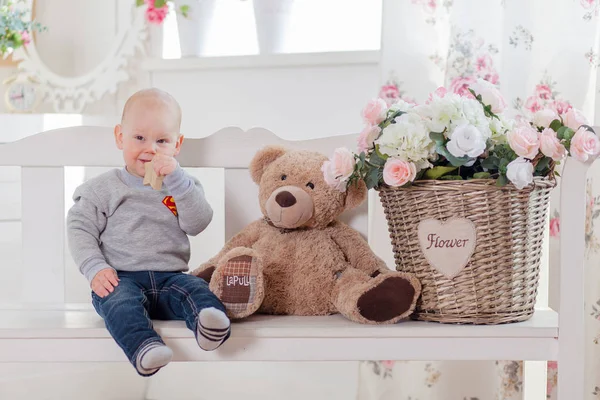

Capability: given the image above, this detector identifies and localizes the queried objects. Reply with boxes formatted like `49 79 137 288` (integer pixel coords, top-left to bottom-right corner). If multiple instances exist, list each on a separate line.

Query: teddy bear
192 146 421 324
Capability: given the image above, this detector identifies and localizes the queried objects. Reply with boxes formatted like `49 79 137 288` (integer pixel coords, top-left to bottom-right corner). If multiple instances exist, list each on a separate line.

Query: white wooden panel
224 169 262 241
146 362 359 400
0 166 20 181
0 222 22 303
0 181 20 221
558 157 590 400
21 167 65 304
149 57 379 139
0 127 359 169
523 361 547 400
0 308 558 339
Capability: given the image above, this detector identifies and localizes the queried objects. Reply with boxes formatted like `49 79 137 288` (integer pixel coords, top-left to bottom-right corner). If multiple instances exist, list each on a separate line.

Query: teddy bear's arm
330 221 391 276
192 219 263 274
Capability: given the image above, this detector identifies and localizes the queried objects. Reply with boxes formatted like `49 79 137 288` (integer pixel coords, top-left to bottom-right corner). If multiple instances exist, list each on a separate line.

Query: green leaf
549 119 562 132
535 156 551 172
557 126 575 141
136 0 145 6
439 175 463 180
496 174 509 187
365 167 380 190
179 5 190 17
424 166 457 179
429 131 445 145
369 150 387 167
473 172 491 179
555 170 561 177
481 156 499 170
437 145 471 167
154 0 167 7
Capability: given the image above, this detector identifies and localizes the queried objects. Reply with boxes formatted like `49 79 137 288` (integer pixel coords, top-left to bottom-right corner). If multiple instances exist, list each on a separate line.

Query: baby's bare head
121 88 182 136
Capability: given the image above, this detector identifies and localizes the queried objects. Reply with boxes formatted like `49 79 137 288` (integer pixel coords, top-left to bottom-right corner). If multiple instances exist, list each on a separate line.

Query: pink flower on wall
433 29 501 96
378 72 417 106
514 74 574 117
411 0 453 25
144 0 169 25
381 360 395 370
580 0 600 20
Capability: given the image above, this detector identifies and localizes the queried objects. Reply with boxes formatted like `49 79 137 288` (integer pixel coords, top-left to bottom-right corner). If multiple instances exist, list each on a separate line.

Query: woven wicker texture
378 178 555 324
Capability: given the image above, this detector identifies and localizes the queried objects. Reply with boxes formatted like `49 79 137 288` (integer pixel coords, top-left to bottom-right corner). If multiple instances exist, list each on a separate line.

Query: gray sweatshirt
67 166 213 282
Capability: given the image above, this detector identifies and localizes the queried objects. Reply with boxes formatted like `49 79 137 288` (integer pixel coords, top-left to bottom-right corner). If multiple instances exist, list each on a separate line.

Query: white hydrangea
489 113 515 145
458 97 492 140
375 112 435 169
417 93 465 134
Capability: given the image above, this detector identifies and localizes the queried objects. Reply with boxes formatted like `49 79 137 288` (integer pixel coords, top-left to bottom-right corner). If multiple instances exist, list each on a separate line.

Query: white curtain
357 0 600 398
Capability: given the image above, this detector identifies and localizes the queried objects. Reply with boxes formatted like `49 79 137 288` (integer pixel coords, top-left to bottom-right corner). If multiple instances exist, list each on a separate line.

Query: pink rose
524 96 541 113
361 99 388 125
357 125 381 154
535 84 552 100
145 2 169 24
549 217 560 238
551 100 572 115
507 125 540 159
570 127 600 163
426 86 447 104
539 128 567 161
563 108 589 131
20 31 31 46
532 109 559 128
469 78 507 113
450 76 476 98
383 159 417 187
321 148 356 192
378 84 400 106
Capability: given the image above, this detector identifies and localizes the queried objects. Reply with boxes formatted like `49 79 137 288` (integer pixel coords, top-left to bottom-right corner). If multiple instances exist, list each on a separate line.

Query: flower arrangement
323 78 600 192
136 0 190 25
0 0 45 58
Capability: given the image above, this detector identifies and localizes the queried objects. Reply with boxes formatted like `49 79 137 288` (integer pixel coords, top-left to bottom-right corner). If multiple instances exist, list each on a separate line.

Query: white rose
469 78 507 114
533 109 559 128
446 124 487 158
506 157 534 190
459 97 492 139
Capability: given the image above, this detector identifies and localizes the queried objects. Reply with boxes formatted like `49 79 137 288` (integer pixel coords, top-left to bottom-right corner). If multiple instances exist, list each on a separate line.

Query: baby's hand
152 154 177 176
92 268 120 298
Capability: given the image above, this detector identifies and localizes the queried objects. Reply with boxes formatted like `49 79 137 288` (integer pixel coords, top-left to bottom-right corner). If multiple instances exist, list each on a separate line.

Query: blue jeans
91 271 228 376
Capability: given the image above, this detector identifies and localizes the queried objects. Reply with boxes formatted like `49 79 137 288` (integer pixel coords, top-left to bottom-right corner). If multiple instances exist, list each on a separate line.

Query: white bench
0 125 594 399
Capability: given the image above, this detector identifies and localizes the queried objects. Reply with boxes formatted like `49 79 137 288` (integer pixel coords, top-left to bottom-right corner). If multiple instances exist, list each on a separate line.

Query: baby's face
115 101 182 178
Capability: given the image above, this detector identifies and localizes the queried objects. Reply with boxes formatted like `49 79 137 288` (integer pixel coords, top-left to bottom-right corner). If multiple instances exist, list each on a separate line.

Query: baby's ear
249 146 287 184
345 179 367 210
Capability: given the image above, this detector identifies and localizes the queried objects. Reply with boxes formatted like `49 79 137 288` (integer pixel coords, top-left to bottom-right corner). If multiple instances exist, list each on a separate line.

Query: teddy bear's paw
357 274 420 324
211 250 264 319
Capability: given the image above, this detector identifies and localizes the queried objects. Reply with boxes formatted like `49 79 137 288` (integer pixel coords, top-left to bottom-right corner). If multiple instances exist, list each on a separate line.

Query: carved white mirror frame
11 0 148 113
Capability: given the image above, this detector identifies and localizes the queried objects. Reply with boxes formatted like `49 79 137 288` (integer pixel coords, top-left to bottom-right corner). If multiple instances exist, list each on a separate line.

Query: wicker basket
377 177 555 325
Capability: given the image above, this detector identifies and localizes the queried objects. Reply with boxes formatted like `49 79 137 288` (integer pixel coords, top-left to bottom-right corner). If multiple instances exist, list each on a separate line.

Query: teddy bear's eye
306 182 315 189
281 175 287 181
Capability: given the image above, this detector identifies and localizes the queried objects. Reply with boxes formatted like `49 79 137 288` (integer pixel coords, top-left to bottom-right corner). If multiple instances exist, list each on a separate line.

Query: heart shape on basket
417 217 477 280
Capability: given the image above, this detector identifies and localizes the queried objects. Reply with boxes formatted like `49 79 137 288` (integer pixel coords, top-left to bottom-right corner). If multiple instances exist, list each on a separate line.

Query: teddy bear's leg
332 269 421 325
208 247 265 320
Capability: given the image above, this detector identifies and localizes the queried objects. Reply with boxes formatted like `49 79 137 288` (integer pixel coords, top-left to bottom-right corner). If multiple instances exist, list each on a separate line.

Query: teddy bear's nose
275 191 297 207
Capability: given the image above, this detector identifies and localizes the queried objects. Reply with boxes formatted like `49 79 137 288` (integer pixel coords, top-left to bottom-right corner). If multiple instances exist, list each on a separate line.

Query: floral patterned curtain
357 0 600 398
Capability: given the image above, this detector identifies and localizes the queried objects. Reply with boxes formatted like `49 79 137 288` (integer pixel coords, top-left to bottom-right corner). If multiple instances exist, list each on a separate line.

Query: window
162 0 382 59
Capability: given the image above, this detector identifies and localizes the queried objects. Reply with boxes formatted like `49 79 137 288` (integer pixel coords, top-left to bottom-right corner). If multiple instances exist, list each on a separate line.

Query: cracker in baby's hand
143 160 164 190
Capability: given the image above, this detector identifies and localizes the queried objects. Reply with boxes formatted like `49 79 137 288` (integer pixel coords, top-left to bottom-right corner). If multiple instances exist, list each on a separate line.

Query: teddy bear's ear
344 179 368 210
249 146 288 184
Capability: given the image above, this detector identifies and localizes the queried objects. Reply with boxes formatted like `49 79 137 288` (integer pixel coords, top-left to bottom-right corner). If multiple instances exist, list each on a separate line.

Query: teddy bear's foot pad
357 276 418 323
214 254 263 319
